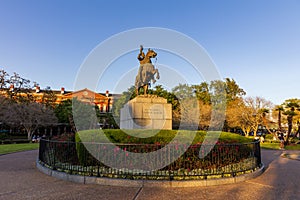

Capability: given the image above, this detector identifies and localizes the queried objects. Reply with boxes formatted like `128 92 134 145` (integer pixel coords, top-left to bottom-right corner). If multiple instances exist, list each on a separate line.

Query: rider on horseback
135 45 159 95
137 45 145 63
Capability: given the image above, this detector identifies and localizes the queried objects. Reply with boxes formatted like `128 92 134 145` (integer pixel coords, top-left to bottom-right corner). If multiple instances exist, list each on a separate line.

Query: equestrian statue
135 45 160 95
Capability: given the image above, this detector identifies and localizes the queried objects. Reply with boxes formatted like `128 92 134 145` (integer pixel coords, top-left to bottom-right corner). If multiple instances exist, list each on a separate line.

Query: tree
192 78 245 105
192 82 210 104
2 101 57 140
0 69 9 89
171 84 197 129
0 70 36 103
0 69 60 139
224 78 246 102
283 99 300 144
112 86 136 126
226 97 273 137
173 97 200 130
150 85 166 96
151 85 179 110
198 100 212 130
172 83 194 99
72 98 99 131
226 98 252 136
296 120 300 138
40 87 57 108
260 108 270 130
54 99 72 124
274 105 284 132
7 72 34 102
244 97 273 137
0 96 10 124
112 79 244 131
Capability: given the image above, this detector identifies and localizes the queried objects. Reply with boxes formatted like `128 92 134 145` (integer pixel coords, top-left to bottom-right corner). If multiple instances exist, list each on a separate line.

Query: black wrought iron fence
38 139 261 180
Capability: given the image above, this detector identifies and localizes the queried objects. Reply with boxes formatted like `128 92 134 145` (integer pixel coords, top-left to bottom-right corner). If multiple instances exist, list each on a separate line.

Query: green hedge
76 129 251 144
75 129 253 167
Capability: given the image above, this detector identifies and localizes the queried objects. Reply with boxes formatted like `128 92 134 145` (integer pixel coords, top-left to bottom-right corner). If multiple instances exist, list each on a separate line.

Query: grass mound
75 129 252 144
74 129 252 166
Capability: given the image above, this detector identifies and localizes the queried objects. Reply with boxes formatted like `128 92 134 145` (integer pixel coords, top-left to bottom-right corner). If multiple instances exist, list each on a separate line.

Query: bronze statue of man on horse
135 45 160 95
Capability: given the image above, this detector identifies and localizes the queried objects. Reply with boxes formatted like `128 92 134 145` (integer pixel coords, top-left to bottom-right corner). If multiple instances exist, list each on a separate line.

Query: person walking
278 132 285 150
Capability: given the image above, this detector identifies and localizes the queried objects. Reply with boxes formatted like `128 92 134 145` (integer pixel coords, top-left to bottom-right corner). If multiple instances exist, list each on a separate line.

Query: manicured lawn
0 143 39 155
260 142 280 150
285 144 300 150
260 142 300 150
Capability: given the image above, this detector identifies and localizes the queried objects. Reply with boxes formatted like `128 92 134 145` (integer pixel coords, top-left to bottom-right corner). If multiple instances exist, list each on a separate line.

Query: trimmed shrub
75 129 253 168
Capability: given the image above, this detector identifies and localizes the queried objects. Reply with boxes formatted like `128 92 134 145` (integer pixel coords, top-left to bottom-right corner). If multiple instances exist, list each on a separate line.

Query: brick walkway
0 149 299 200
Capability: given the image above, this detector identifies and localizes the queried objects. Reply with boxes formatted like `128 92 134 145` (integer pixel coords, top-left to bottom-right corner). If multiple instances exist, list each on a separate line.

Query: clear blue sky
0 0 299 105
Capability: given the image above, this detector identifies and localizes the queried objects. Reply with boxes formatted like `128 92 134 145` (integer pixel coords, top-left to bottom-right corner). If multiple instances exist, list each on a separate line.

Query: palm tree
275 105 284 132
283 101 300 144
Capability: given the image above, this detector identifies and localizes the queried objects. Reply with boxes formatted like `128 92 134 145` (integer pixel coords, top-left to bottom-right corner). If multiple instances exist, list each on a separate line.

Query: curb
36 161 265 188
281 153 300 161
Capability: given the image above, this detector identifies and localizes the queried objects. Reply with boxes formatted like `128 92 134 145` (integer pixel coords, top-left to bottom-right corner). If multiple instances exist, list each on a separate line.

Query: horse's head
146 49 157 58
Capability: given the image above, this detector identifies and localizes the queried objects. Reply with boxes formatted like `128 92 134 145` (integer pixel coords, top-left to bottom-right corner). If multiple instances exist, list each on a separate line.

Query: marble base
120 95 172 130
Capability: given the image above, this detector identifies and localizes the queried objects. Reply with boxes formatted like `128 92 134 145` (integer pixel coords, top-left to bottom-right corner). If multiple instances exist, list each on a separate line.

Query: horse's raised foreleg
149 69 159 84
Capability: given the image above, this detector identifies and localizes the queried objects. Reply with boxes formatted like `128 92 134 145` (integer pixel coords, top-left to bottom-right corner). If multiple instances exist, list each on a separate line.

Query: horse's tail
135 75 139 87
156 70 160 79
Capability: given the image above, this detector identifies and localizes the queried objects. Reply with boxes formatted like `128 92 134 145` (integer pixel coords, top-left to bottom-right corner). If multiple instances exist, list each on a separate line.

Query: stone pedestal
120 95 172 130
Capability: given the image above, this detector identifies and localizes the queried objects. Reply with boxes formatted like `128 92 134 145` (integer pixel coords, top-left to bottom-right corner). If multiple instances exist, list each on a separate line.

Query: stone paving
0 149 299 200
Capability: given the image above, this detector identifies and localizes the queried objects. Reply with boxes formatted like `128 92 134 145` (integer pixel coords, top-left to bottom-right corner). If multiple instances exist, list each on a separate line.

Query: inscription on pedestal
144 108 163 115
143 104 164 119
120 96 172 130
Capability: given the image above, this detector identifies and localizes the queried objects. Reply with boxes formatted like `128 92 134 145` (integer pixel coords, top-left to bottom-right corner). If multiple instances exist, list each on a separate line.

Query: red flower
235 146 239 152
114 147 120 153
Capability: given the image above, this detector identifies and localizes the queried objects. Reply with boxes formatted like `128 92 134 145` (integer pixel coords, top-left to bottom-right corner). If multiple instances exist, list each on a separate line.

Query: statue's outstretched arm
137 45 145 61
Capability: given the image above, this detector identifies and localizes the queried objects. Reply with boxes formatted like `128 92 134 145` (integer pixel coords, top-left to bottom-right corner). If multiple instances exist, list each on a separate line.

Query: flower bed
38 130 261 180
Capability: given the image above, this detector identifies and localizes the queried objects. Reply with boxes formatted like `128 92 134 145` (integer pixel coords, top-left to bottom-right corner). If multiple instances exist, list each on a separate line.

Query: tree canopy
113 78 247 130
0 69 58 139
3 67 299 140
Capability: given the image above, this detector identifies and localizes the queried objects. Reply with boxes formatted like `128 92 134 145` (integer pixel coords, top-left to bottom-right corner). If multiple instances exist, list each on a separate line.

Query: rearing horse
135 47 160 95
